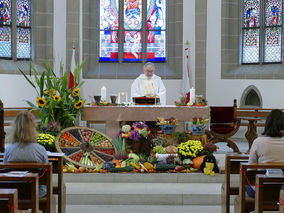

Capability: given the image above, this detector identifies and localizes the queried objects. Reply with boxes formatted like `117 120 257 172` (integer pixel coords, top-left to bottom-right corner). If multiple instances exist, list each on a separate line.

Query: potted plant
190 117 209 135
18 60 86 133
157 117 177 134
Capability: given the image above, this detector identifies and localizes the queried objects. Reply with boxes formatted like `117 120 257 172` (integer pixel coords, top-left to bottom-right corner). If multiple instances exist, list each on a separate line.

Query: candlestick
190 87 195 104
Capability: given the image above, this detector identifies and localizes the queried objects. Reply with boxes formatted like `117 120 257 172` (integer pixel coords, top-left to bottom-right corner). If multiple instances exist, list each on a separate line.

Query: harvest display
55 127 115 168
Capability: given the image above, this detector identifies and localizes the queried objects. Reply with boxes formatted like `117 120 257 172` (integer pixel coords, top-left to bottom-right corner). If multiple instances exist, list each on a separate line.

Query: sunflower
45 89 56 96
53 95 61 102
36 97 47 107
74 100 84 109
72 88 80 97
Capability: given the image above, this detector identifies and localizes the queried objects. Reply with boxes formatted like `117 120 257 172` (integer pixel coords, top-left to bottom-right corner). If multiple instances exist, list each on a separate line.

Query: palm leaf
18 68 36 89
39 72 45 97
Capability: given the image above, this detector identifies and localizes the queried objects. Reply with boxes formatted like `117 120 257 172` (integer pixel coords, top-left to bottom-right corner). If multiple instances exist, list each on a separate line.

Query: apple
175 166 182 172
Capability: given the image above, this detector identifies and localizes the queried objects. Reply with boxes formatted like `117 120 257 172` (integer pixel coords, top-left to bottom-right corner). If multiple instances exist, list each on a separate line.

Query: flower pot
161 124 176 134
191 124 206 135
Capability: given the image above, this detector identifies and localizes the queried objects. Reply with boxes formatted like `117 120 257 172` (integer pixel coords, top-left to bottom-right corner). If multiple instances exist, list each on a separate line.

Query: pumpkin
192 155 206 170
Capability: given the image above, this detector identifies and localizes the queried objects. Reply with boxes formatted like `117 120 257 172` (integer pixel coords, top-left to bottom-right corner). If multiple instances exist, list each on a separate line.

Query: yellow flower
72 88 80 97
53 95 61 102
45 89 56 96
36 97 47 108
74 100 84 109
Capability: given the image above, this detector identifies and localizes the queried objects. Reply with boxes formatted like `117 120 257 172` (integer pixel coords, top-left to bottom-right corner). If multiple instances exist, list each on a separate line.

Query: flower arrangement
18 60 86 131
191 117 209 125
157 117 177 125
177 140 204 159
203 143 218 155
37 133 55 151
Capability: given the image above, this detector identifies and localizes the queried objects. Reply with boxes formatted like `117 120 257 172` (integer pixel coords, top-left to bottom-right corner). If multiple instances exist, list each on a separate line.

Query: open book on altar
0 171 30 177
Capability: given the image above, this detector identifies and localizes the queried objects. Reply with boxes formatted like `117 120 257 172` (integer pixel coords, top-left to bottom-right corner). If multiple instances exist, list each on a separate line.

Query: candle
101 86 106 101
190 87 195 103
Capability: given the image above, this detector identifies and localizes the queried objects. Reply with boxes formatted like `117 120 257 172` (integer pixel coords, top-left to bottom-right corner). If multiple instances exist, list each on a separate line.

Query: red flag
69 47 77 89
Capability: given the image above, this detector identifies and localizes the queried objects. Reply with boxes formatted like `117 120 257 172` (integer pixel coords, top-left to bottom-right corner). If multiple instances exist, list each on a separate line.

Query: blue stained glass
124 0 143 30
100 0 119 30
0 0 11 26
17 27 31 58
264 27 282 62
123 31 142 61
242 29 260 63
16 0 31 27
147 0 166 30
0 26 11 57
243 0 260 28
147 30 166 61
99 30 119 62
265 0 282 26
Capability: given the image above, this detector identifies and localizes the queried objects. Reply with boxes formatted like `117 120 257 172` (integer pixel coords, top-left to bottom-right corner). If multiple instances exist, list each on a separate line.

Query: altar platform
82 105 210 139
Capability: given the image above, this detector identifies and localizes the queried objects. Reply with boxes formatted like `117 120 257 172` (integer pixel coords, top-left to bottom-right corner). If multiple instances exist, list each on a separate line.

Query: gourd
109 166 135 173
192 155 206 170
130 162 140 170
155 164 176 171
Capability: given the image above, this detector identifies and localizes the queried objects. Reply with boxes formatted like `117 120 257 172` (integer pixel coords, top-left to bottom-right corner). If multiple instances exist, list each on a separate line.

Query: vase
191 124 206 135
161 124 176 134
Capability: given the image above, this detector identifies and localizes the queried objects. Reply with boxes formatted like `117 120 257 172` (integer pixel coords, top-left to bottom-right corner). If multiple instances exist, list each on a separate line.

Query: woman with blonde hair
4 110 48 198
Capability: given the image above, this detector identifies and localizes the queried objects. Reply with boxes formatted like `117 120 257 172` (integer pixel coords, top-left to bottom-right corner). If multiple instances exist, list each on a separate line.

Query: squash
130 162 140 170
109 166 135 173
192 155 206 170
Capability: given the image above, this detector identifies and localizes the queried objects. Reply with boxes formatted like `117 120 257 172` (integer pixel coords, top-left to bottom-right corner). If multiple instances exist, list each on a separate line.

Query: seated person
4 110 48 198
131 62 166 105
246 109 284 198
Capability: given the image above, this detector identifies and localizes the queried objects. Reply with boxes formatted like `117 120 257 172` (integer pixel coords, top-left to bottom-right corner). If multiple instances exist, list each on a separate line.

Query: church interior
1 0 284 212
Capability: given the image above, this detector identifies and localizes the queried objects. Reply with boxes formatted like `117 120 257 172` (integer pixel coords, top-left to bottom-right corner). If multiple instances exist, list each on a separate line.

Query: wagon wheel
55 127 116 169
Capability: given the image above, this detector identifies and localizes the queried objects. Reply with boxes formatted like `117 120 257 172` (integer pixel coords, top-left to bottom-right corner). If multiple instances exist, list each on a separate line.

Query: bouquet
18 60 86 131
37 133 55 151
203 143 218 155
177 140 204 160
157 117 177 125
191 117 209 125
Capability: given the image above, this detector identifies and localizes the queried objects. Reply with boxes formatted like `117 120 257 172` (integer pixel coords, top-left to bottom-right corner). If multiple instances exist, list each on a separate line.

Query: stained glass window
99 0 167 63
146 0 166 62
16 0 31 59
241 0 283 64
99 0 119 62
0 0 12 58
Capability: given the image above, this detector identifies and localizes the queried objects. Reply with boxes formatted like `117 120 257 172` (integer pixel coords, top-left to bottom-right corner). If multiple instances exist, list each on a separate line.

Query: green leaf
39 72 45 97
18 67 36 90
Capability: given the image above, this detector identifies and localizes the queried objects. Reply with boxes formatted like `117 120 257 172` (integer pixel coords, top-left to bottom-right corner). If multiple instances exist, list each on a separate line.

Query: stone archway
240 85 262 108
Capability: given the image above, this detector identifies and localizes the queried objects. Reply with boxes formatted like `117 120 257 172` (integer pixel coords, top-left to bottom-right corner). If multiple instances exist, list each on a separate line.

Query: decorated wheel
55 127 116 168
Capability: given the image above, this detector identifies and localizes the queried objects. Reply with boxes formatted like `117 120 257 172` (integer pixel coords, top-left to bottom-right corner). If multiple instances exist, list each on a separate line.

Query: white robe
131 74 166 105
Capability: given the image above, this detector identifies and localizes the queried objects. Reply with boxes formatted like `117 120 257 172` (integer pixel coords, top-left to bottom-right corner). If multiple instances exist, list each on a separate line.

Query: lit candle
101 86 106 101
190 87 195 103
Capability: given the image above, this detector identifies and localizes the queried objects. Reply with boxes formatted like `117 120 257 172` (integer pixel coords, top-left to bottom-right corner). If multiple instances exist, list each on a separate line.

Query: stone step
63 172 225 183
66 182 222 205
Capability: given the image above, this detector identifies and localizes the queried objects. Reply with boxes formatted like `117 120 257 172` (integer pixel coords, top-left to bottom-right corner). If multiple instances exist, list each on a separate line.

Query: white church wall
206 0 284 108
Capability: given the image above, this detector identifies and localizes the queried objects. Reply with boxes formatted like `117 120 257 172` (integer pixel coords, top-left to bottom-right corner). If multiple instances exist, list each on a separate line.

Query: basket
161 125 176 134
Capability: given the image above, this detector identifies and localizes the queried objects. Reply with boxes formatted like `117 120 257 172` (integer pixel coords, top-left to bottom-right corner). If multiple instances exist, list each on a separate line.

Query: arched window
99 0 167 63
0 0 31 59
241 0 282 64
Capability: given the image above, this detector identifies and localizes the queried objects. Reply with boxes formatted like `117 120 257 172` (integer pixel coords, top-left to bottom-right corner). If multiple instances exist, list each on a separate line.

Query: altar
82 105 210 139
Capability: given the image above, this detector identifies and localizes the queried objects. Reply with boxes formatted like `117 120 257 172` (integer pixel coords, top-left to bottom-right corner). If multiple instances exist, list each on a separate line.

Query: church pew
0 152 66 213
234 163 284 213
0 188 18 213
254 174 284 213
0 162 55 213
221 154 249 213
280 189 284 213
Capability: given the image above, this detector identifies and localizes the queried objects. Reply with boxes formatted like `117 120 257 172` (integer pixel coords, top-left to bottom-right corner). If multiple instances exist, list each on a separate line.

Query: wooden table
82 105 210 139
0 173 39 213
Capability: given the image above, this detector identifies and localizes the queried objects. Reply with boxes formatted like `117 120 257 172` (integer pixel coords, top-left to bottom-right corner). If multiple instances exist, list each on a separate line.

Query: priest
131 62 166 105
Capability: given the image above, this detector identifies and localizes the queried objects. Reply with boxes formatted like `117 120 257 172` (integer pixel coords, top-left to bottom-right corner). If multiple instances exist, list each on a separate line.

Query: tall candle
190 87 195 103
101 86 106 101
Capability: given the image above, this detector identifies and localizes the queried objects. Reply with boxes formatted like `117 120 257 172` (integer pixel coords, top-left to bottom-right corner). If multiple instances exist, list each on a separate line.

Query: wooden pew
0 188 19 213
0 152 66 213
221 154 249 213
0 100 4 152
255 174 284 213
0 173 39 213
280 189 284 213
0 162 54 213
234 163 284 213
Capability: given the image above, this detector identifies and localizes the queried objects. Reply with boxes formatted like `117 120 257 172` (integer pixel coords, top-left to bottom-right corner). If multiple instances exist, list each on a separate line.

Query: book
266 169 284 177
0 171 30 177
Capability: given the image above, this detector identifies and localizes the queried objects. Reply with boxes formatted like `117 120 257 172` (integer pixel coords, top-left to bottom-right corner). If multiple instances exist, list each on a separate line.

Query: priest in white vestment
131 62 166 105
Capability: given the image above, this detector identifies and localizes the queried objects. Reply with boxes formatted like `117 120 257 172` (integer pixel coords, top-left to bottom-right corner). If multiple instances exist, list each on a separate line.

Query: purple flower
132 121 148 129
115 130 122 139
129 130 141 141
